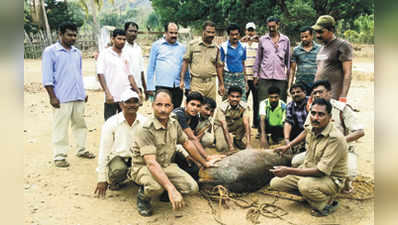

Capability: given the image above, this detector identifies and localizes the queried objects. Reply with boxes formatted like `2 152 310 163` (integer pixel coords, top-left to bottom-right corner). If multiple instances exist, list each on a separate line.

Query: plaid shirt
285 97 309 131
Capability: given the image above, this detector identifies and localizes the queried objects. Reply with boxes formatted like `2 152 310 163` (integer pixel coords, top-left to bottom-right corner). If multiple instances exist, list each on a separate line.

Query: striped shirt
242 42 258 80
291 42 320 84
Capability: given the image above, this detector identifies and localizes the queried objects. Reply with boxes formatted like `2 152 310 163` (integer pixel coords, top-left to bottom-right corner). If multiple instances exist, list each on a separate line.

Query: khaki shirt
183 38 222 78
303 122 348 188
305 99 363 152
195 117 212 136
131 115 188 168
215 100 250 127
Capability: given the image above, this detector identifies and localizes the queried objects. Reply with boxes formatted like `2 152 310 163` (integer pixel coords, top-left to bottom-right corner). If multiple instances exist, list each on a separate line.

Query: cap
120 89 139 102
312 15 335 31
246 22 256 30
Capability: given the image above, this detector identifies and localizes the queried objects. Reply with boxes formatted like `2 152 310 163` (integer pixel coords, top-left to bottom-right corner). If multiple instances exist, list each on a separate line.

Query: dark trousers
246 80 259 128
104 102 122 121
156 86 183 109
265 124 284 143
173 151 200 181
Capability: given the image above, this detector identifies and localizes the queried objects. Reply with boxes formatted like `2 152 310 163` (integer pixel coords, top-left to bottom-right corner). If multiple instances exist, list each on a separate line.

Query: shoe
233 138 246 150
159 191 170 202
137 187 153 217
311 200 339 217
54 160 70 168
109 183 123 191
76 151 96 159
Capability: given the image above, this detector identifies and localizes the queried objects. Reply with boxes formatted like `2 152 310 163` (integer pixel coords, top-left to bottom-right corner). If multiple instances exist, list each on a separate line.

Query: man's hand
273 144 290 156
85 95 88 103
253 77 259 86
207 154 226 162
105 93 114 104
94 181 108 198
260 134 269 149
179 82 185 90
186 155 201 168
50 96 60 108
203 158 221 168
218 84 225 96
168 188 185 210
270 166 290 178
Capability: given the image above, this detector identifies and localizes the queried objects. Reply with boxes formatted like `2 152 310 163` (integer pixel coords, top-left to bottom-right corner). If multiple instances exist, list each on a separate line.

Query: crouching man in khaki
270 98 348 217
130 89 218 216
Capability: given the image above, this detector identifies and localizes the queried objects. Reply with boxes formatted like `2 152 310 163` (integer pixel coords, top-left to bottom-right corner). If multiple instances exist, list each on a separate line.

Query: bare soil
24 56 374 225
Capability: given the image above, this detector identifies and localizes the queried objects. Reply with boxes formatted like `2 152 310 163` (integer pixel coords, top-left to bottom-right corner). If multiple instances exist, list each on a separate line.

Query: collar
267 99 282 109
227 40 242 49
116 112 144 127
125 42 137 49
325 36 337 47
293 96 309 108
151 115 171 130
298 41 318 51
160 38 180 46
55 41 77 52
264 33 287 41
199 38 216 48
308 120 333 137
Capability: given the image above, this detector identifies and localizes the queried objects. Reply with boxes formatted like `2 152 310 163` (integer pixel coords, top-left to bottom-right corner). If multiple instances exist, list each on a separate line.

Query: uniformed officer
130 89 218 217
214 86 251 151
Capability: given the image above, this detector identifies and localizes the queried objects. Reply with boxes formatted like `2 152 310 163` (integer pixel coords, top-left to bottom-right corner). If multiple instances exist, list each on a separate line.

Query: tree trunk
89 0 99 48
40 0 52 44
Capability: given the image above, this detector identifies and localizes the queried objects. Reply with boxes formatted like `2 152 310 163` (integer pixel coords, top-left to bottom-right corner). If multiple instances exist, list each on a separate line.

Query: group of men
42 14 364 218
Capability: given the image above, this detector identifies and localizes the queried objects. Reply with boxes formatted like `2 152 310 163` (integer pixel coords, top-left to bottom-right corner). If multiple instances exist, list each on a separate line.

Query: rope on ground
200 185 297 225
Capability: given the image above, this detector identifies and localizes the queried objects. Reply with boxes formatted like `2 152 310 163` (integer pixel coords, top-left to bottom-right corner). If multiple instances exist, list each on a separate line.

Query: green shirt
259 99 287 127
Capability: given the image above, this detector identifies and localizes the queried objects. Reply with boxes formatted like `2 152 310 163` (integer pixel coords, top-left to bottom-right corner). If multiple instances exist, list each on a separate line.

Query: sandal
77 151 96 159
54 160 70 168
311 201 339 217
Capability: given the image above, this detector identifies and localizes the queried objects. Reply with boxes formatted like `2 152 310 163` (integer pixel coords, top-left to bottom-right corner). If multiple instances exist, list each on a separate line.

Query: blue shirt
146 38 190 91
42 42 86 103
220 40 246 73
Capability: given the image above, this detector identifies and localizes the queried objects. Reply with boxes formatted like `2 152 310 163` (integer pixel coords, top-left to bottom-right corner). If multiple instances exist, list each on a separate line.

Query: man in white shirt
97 29 141 121
124 22 147 103
94 89 147 197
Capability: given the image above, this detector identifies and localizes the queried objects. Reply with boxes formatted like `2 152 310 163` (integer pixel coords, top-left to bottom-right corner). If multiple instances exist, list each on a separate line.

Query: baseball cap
246 22 256 30
312 15 335 31
120 89 139 102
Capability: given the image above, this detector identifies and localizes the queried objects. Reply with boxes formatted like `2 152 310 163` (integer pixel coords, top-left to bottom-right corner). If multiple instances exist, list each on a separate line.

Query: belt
192 76 214 82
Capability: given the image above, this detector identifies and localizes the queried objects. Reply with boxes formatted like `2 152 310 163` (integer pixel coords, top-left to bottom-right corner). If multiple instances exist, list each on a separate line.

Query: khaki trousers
270 175 338 211
52 101 87 161
190 76 217 100
131 163 199 199
214 125 228 152
108 156 130 185
200 132 215 148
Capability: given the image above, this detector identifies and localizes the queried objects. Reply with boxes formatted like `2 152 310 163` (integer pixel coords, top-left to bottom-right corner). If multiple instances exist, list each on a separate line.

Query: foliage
24 0 85 35
150 0 374 42
343 14 374 44
146 12 161 31
99 8 138 28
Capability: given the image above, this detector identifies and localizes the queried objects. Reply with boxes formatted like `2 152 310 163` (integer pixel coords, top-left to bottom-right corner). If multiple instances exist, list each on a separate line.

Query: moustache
311 120 320 125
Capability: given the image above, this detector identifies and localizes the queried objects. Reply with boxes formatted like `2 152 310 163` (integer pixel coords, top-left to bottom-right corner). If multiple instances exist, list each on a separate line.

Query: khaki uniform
130 115 199 198
195 117 214 148
270 122 348 211
214 100 250 151
184 38 222 100
292 99 362 178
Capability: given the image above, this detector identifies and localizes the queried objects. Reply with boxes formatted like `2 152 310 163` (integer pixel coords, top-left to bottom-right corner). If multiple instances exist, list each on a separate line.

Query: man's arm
253 39 263 82
271 166 324 178
274 130 307 155
288 61 297 92
183 128 209 160
285 39 291 77
346 129 364 143
44 86 60 108
42 49 60 108
179 60 189 90
182 140 213 168
128 75 140 93
143 154 184 210
283 122 293 143
146 43 158 93
243 115 251 148
216 48 225 96
260 116 269 148
340 60 352 98
97 74 114 103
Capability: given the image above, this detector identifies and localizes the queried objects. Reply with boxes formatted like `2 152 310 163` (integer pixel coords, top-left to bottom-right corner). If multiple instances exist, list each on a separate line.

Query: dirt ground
24 56 374 225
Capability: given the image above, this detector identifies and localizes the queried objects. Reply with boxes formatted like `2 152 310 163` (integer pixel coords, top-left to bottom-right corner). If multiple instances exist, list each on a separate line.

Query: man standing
130 89 217 216
180 21 224 100
241 22 260 128
219 23 247 101
283 83 309 154
254 16 290 103
124 22 147 103
146 22 189 108
94 89 147 197
42 22 95 168
97 29 141 121
312 15 353 101
289 26 321 95
215 86 251 150
259 86 287 148
270 98 348 217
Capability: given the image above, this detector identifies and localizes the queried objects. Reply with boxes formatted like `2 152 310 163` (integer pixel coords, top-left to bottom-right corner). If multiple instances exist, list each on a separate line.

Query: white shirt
124 42 145 89
96 112 147 182
96 48 133 102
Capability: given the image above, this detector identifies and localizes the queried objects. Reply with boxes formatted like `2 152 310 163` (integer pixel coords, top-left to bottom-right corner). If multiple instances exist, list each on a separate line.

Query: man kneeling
130 89 217 216
270 98 348 217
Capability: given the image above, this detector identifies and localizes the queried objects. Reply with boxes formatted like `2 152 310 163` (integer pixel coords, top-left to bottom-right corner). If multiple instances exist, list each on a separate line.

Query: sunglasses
315 29 324 34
